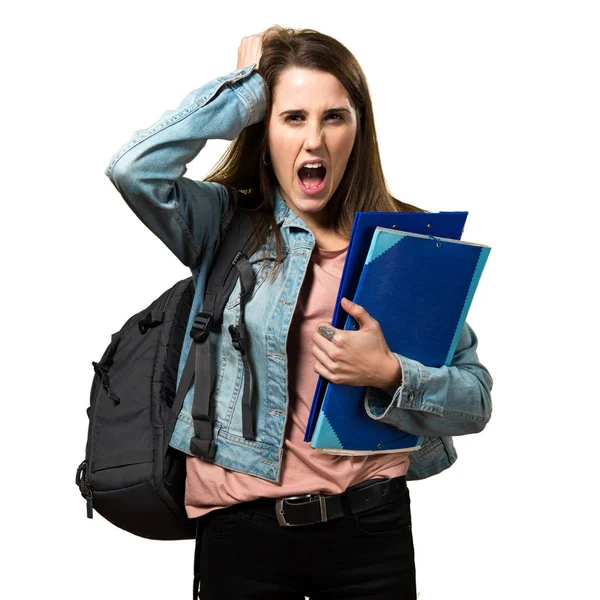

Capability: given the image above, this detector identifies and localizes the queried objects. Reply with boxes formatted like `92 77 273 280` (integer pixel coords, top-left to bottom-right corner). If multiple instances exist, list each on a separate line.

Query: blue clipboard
304 211 468 443
311 227 490 454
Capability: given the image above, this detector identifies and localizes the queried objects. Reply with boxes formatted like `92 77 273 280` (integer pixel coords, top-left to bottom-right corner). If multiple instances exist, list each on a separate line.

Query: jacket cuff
223 64 266 127
364 352 424 420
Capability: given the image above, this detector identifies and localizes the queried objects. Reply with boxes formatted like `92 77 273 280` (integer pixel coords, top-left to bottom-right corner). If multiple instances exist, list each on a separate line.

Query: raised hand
236 28 276 71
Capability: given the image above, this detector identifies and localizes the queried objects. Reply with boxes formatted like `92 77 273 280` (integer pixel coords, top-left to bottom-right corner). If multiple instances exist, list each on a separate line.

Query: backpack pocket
87 317 163 489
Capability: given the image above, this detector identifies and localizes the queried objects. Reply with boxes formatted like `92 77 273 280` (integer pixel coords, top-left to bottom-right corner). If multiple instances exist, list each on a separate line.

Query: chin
295 196 330 211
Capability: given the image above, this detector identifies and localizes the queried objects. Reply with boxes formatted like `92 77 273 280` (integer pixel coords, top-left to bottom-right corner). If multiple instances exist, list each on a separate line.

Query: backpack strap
228 256 256 439
175 208 257 461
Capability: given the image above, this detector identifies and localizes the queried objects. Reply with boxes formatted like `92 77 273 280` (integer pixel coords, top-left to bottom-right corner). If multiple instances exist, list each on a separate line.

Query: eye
284 113 344 123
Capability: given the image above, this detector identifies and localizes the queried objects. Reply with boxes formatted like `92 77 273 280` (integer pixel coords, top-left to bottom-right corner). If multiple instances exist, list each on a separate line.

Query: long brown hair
204 25 425 273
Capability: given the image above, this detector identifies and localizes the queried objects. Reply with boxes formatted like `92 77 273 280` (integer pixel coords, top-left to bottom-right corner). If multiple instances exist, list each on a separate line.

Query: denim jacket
105 64 493 484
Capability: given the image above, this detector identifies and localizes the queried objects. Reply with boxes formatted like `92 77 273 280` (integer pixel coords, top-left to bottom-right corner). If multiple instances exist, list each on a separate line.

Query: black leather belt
246 476 407 527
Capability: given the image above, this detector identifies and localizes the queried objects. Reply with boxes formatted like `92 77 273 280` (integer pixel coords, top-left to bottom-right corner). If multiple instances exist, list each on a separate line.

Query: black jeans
195 482 416 599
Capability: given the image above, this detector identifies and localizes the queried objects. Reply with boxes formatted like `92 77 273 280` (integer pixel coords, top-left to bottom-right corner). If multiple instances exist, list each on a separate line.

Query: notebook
304 211 468 442
311 227 491 455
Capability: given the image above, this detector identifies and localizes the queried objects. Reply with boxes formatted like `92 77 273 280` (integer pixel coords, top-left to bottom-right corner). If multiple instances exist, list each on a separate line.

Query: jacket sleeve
364 322 493 437
104 64 266 268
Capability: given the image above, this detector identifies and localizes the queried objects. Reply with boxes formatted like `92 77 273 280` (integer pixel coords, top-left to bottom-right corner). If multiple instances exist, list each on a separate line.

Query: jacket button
407 390 414 403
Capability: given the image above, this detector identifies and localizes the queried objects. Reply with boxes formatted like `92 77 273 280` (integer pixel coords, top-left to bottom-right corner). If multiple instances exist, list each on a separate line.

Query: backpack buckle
189 437 216 461
228 325 246 355
190 312 213 343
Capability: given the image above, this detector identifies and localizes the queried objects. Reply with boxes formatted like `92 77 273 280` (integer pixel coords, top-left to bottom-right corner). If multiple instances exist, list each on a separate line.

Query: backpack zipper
75 460 94 519
80 354 107 518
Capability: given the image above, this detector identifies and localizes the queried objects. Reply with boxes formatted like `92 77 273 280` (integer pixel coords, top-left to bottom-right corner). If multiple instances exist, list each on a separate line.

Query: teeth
302 162 323 169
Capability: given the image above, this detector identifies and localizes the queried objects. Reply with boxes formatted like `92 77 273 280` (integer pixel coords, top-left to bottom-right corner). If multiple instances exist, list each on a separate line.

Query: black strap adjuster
228 325 246 355
138 312 162 335
189 437 216 461
190 312 213 342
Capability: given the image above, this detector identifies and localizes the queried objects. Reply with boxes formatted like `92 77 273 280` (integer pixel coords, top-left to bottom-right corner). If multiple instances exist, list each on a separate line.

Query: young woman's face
267 67 358 231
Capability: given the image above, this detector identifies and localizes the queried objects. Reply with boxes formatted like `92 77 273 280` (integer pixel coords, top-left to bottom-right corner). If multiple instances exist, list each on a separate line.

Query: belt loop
319 496 328 522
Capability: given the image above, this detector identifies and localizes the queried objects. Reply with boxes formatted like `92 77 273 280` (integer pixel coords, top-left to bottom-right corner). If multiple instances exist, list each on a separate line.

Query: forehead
272 67 353 110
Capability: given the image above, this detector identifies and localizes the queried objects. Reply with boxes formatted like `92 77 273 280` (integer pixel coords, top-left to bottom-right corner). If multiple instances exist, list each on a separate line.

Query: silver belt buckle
275 494 328 527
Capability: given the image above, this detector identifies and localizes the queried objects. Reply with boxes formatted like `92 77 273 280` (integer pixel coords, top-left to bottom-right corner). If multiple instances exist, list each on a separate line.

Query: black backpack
75 208 257 540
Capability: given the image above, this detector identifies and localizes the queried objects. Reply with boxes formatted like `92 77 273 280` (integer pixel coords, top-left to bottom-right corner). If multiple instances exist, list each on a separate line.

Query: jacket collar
272 186 290 226
271 186 311 233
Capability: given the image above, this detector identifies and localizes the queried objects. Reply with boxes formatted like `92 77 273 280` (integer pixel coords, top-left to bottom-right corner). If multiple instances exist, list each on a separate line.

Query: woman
106 26 493 600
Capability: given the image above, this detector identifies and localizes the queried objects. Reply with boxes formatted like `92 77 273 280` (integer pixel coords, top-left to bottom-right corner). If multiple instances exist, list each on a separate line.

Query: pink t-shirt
184 245 410 518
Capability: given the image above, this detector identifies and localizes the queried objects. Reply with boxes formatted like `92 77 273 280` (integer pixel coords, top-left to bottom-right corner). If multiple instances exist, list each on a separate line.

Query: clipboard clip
428 234 442 248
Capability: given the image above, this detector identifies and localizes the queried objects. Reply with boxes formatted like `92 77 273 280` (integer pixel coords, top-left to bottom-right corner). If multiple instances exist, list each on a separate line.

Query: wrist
380 352 403 397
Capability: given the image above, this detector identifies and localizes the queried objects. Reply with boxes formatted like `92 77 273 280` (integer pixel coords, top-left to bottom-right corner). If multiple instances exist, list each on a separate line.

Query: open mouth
297 163 327 194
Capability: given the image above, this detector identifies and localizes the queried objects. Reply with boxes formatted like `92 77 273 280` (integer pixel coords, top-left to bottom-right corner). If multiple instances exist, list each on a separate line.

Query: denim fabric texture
105 64 493 484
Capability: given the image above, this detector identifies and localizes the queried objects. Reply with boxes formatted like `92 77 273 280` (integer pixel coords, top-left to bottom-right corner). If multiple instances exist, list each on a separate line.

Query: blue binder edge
304 211 468 443
444 246 490 365
312 407 425 454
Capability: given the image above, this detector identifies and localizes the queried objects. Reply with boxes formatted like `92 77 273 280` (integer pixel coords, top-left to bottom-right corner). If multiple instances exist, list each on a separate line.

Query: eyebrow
278 108 351 117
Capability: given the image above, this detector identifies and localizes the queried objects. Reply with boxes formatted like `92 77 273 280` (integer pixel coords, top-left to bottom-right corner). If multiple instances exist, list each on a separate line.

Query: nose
303 120 324 152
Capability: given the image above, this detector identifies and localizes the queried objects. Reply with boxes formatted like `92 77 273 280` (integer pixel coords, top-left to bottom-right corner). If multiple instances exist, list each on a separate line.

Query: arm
105 64 266 268
365 322 493 437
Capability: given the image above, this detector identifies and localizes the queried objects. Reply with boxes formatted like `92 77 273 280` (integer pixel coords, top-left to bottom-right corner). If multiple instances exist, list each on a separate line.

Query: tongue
299 166 326 188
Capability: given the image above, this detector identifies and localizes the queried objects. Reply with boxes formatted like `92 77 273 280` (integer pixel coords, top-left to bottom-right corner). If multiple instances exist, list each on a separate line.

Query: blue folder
310 227 491 454
304 211 468 443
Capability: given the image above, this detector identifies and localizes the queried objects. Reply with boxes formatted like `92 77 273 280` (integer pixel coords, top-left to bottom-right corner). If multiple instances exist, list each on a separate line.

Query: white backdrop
3 0 599 598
